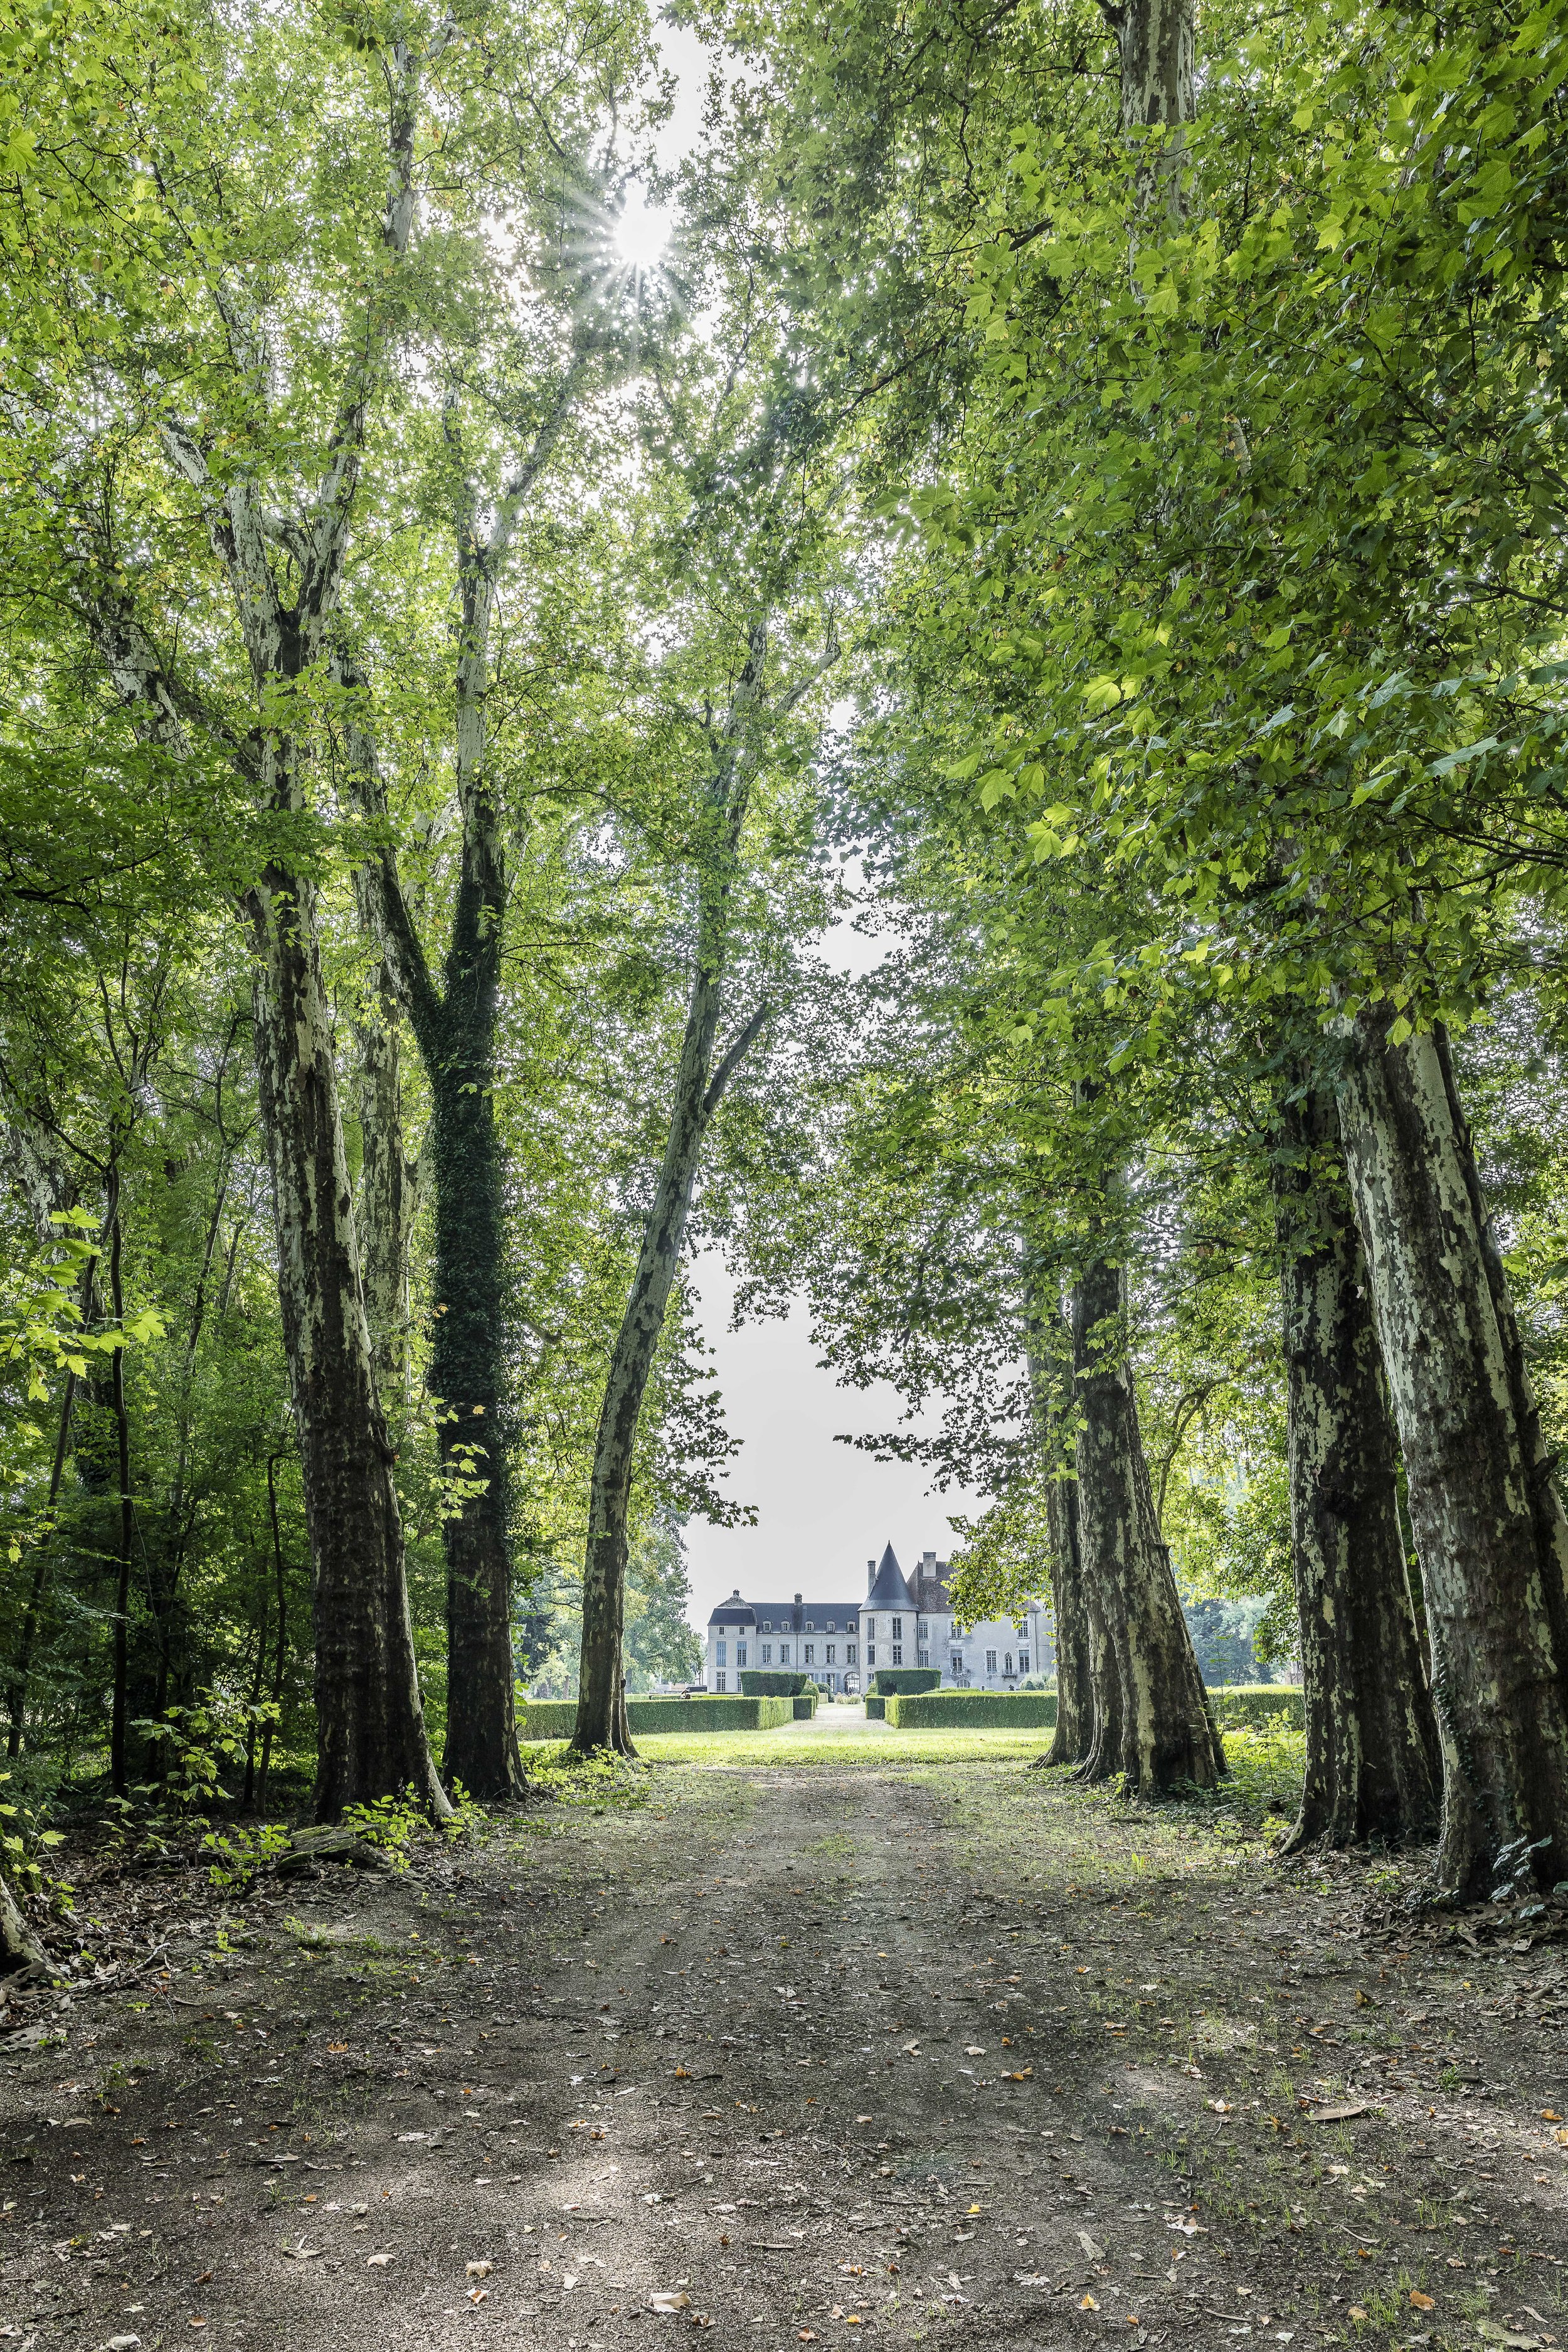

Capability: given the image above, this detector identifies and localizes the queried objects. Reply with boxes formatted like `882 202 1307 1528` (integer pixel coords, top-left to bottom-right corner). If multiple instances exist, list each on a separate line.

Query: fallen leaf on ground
1078 2232 1105 2261
1409 2291 1434 2310
650 2292 692 2314
964 2045 986 2057
1311 2102 1372 2124
367 2253 393 2267
466 2262 492 2279
1080 2294 1099 2311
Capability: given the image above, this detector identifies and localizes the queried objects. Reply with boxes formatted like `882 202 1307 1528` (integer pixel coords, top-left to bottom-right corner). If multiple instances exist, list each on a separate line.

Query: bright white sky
682 895 986 1638
633 29 989 1638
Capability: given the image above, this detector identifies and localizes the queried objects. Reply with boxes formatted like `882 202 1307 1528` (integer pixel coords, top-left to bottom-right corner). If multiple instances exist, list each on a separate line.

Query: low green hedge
792 1690 818 1719
885 1688 1058 1729
520 1694 795 1740
1207 1683 1305 1728
739 1670 812 1697
871 1667 941 1695
864 1693 886 1720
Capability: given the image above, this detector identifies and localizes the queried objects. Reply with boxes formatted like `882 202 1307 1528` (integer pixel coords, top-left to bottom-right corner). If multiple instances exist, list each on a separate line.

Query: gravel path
2 1756 1564 2352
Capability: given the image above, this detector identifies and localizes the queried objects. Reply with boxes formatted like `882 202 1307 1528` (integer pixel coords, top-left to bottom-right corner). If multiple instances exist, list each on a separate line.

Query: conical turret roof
865 1542 916 1611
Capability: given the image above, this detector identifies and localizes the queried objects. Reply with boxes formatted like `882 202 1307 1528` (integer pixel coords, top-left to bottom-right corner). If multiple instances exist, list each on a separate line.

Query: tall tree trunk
1335 1012 1568 1899
1071 1246 1222 1792
356 971 416 1396
338 376 583 1798
107 1190 134 1798
1024 1286 1091 1767
1044 1465 1092 1768
6 1371 75 1761
424 1029 521 1800
257 1447 290 1811
1271 1077 1439 1850
572 622 796 1755
573 970 768 1756
247 864 447 1821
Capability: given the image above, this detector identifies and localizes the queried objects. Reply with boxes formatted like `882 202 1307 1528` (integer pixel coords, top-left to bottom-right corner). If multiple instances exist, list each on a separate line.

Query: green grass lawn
519 1712 1307 1818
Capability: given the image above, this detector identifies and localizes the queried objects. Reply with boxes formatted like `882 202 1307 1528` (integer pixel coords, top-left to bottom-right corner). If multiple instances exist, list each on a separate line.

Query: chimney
867 1559 876 1592
923 1550 935 1568
794 1592 802 1604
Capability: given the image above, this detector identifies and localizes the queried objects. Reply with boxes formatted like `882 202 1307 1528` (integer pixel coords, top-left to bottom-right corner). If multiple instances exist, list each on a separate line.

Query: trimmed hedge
739 1670 812 1697
520 1694 795 1740
885 1688 1058 1729
871 1668 941 1696
864 1693 886 1720
792 1691 818 1720
1207 1683 1305 1729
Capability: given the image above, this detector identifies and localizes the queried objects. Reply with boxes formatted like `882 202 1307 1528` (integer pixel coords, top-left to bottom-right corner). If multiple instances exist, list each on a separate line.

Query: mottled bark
355 972 416 1397
1271 1079 1439 1850
1336 1013 1568 1899
1024 1294 1091 1769
573 979 766 1756
1071 1248 1222 1793
0 1869 48 1981
342 375 585 1799
246 861 447 1819
4 1372 74 1761
107 1193 134 1797
1103 0 1194 221
1044 1466 1092 1769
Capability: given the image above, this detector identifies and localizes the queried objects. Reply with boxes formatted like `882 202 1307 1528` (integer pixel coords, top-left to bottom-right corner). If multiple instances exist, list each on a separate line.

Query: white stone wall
706 1604 1052 1695
860 1609 1047 1689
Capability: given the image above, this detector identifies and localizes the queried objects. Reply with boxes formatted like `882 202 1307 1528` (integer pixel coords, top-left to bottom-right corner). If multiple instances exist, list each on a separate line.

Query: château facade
704 1542 1051 1697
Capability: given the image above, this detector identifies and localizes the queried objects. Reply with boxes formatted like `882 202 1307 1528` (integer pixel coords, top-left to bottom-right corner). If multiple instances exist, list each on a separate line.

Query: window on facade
805 1620 814 1633
916 1619 927 1640
737 1644 748 1667
715 1672 726 1692
986 1648 997 1672
917 1648 930 1667
950 1653 963 1675
891 1616 903 1640
825 1645 835 1665
1004 1652 1014 1676
762 1619 771 1631
761 1644 772 1665
778 1644 791 1663
804 1644 815 1664
716 1639 727 1665
866 1644 876 1666
846 1643 857 1663
1019 1650 1030 1674
891 1645 903 1666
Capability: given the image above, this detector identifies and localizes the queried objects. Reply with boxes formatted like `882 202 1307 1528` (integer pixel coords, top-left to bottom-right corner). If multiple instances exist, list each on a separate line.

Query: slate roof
749 1602 861 1633
708 1591 756 1628
864 1541 916 1613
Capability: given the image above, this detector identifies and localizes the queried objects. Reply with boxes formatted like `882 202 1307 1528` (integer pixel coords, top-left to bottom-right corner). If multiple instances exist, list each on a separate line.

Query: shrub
520 1695 795 1740
1207 1683 1305 1729
792 1690 818 1720
739 1671 811 1697
884 1688 1059 1729
871 1668 941 1695
864 1694 886 1720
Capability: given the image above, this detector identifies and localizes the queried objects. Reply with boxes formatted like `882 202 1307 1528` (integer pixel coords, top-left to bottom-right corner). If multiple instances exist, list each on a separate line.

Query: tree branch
701 1001 770 1121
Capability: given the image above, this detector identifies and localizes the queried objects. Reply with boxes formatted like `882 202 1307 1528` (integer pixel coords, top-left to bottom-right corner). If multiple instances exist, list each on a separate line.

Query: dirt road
2 1749 1565 2352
